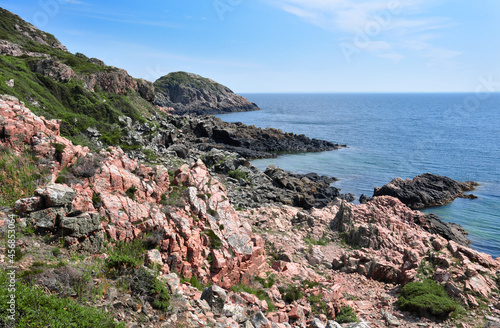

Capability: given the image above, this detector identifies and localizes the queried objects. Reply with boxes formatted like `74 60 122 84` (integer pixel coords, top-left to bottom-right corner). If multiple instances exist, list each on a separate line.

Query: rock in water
154 71 260 114
373 173 478 209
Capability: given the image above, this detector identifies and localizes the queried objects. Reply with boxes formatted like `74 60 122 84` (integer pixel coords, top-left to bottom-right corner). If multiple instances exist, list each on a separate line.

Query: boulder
201 285 227 315
35 184 77 208
373 173 478 209
59 212 101 238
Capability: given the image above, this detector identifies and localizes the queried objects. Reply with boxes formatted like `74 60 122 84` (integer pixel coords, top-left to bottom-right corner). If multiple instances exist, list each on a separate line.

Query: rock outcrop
0 7 67 51
33 58 76 82
154 71 260 115
373 173 478 209
1 95 265 288
330 196 500 308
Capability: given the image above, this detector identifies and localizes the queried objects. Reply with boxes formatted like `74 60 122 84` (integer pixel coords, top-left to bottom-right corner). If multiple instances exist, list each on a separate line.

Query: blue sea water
216 93 500 258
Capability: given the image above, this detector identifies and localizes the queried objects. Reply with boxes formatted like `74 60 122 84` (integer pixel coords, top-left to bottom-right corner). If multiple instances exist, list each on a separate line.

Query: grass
228 169 247 180
0 270 124 327
397 279 458 318
304 233 330 247
0 147 44 207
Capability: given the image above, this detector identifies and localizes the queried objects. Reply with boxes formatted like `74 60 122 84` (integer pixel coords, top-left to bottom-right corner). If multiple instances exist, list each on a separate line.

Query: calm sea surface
216 93 500 258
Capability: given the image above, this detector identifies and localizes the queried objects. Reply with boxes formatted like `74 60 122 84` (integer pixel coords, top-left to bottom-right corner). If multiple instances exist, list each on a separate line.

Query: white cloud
264 0 460 65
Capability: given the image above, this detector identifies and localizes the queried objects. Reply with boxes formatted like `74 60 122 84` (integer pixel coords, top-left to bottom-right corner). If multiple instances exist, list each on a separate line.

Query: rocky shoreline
2 95 500 328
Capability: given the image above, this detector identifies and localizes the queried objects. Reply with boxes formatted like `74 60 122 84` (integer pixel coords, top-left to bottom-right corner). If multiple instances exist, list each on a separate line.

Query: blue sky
1 0 499 93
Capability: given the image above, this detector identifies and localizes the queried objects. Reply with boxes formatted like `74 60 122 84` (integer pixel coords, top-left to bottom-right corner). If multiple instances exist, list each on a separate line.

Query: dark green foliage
92 192 102 208
125 186 138 199
205 229 222 250
303 279 319 289
397 280 457 318
0 270 123 327
50 142 66 154
55 175 67 184
130 267 170 312
308 294 328 316
180 275 206 292
105 239 146 277
279 285 303 303
335 305 358 323
228 169 247 180
13 246 24 262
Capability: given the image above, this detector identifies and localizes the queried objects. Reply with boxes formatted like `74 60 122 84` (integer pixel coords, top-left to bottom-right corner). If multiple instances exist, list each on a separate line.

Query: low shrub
228 169 247 180
336 305 358 323
279 284 303 304
130 267 170 312
204 229 222 250
397 279 457 318
125 186 138 199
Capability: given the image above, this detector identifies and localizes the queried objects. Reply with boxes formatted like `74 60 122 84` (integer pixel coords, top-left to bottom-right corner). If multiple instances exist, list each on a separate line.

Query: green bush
92 192 102 208
55 175 67 184
105 239 146 277
204 229 222 250
125 186 137 199
0 271 123 327
397 280 457 318
336 305 358 323
130 267 170 312
228 169 247 180
279 285 303 304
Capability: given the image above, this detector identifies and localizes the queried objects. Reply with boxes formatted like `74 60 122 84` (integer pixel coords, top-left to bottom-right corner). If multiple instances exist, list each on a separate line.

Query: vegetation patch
278 284 303 304
397 279 457 318
231 283 275 312
204 229 222 250
125 186 138 200
228 169 247 180
0 147 45 207
0 270 123 327
335 305 358 323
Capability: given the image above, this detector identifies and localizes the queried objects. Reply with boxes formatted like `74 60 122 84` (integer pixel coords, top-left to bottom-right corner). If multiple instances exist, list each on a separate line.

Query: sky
1 0 499 93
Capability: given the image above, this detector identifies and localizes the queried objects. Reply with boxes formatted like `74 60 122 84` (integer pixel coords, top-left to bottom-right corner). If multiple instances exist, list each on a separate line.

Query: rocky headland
154 71 260 115
1 6 500 328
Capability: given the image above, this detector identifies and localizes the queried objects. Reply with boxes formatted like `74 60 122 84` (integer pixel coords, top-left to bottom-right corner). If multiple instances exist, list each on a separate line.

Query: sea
216 93 500 258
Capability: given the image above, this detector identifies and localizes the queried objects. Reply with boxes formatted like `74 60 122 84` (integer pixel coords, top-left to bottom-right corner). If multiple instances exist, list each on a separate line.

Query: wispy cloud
265 0 460 65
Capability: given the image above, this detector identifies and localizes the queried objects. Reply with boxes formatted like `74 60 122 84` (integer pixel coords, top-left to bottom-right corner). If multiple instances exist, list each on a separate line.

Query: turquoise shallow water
216 93 500 258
